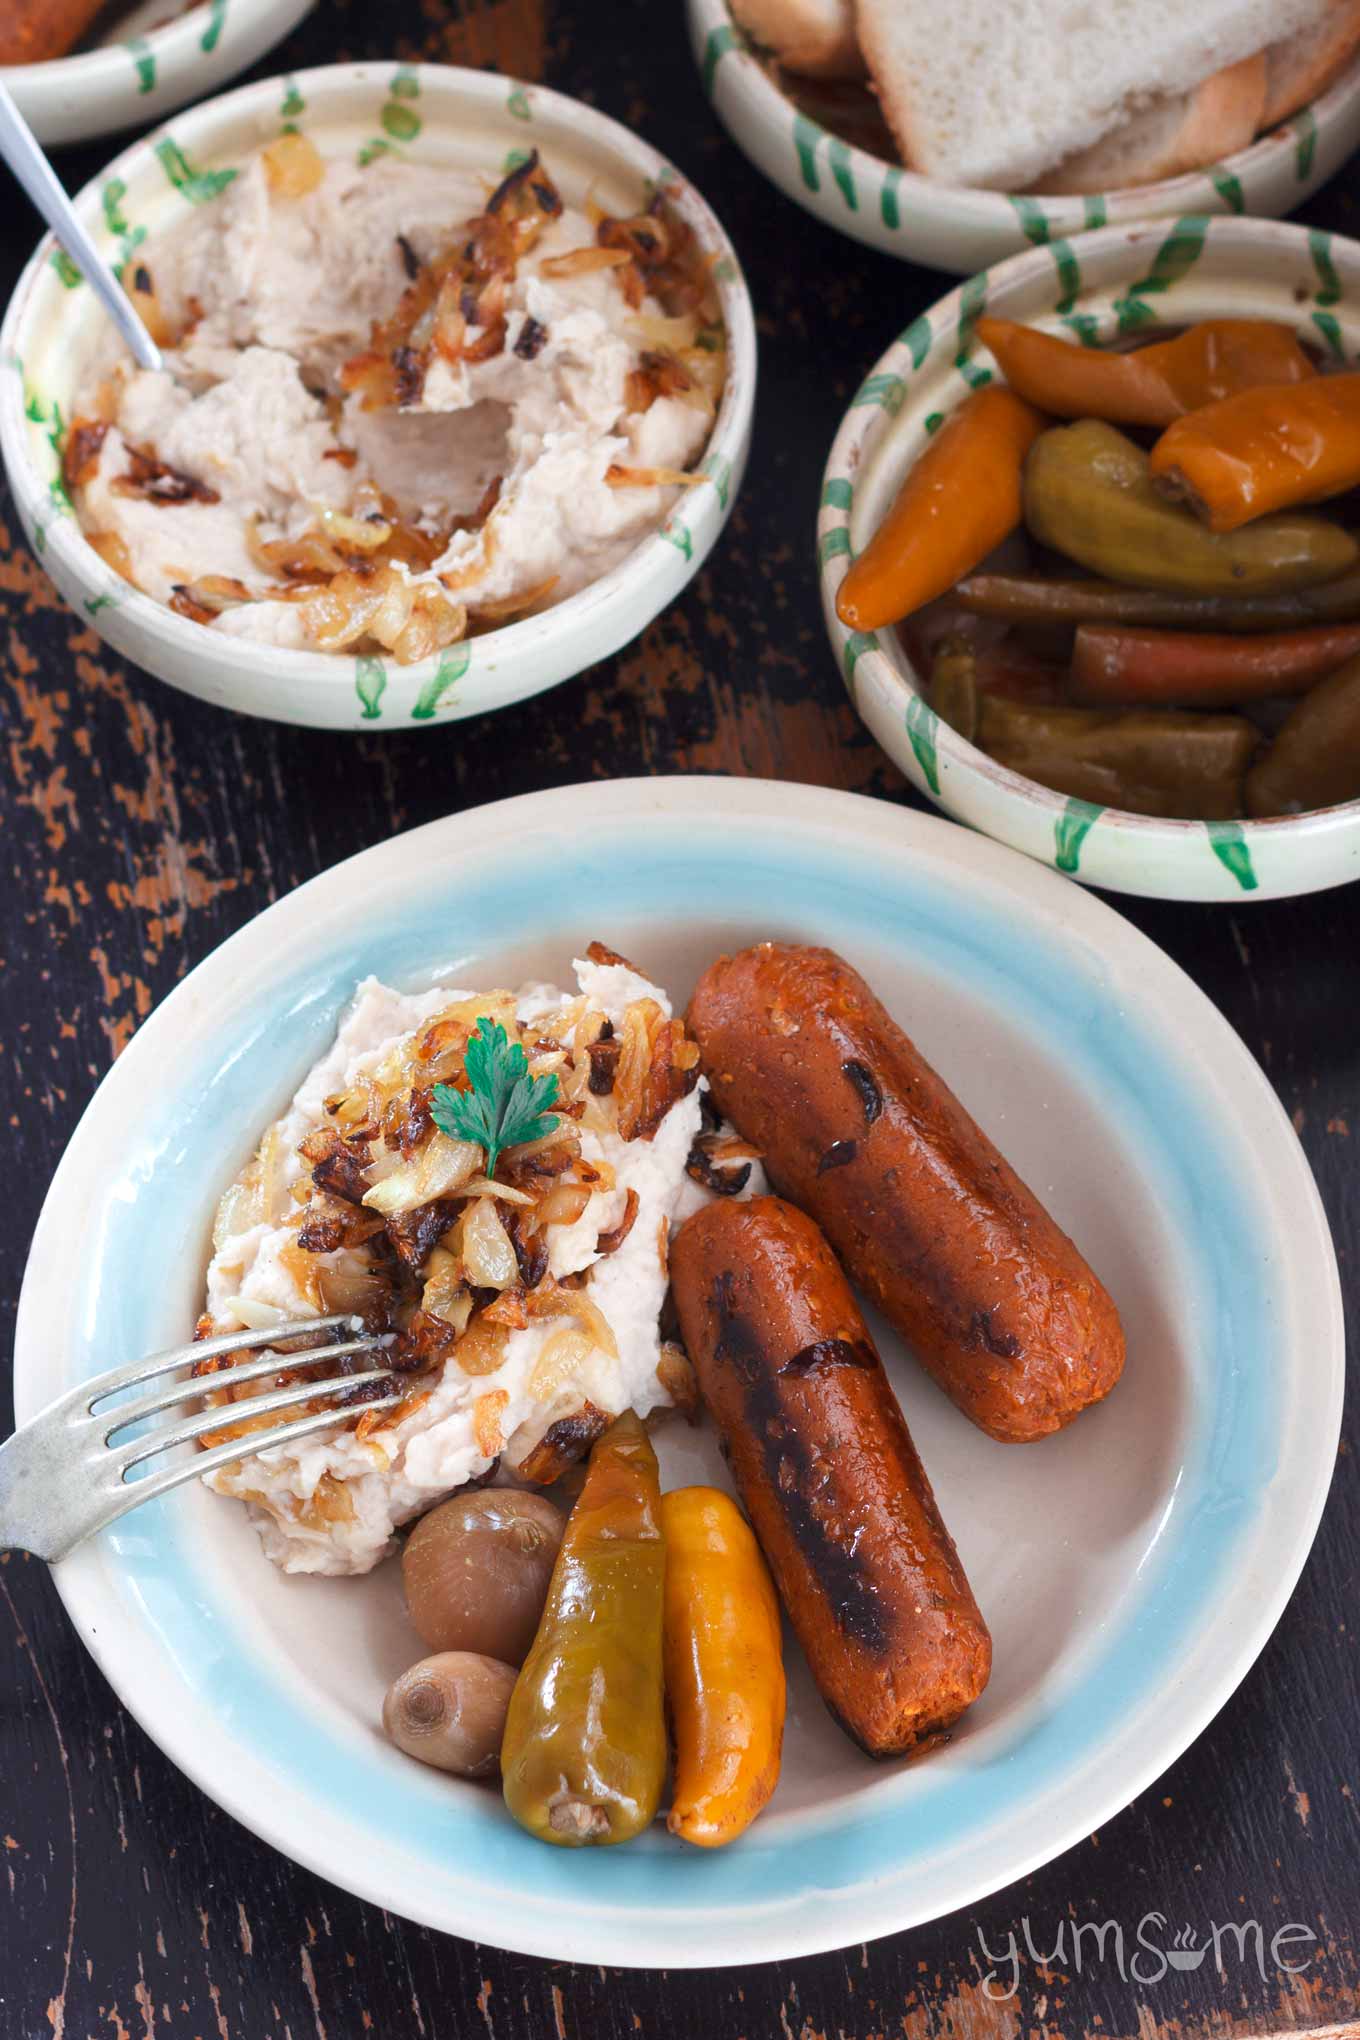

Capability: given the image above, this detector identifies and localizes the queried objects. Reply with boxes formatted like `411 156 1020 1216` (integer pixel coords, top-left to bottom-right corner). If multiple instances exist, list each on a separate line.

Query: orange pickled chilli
836 385 1046 631
976 317 1315 429
1150 372 1360 531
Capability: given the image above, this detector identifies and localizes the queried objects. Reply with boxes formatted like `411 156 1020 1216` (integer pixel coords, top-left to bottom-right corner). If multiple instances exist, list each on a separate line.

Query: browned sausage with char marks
671 1195 991 1757
687 943 1125 1442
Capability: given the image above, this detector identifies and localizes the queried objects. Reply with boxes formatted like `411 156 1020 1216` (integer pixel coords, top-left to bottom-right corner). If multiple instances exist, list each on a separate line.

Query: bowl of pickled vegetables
819 215 1360 901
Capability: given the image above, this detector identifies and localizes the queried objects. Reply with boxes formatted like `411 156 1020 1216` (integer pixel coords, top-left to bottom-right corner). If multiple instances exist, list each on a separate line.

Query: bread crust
1035 53 1267 195
729 0 864 79
1261 0 1360 125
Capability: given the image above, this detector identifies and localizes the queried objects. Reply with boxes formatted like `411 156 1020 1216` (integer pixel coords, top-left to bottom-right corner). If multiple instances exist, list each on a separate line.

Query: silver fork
0 1315 403 1562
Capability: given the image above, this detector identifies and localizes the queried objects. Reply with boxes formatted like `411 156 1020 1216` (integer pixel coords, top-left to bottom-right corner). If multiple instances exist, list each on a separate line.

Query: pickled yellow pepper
661 1487 785 1848
501 1412 666 1846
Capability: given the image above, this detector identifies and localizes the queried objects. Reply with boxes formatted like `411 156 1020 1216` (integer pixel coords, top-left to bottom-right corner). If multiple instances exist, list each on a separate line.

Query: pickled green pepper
1024 420 1357 596
1246 652 1360 817
501 1411 666 1846
978 694 1259 820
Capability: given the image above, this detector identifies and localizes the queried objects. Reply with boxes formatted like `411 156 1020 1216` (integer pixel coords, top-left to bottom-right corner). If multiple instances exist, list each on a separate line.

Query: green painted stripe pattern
880 165 904 232
200 0 228 53
1205 820 1259 891
700 451 733 509
1209 166 1245 214
1054 798 1104 874
412 644 471 719
102 178 147 278
355 657 387 720
900 314 931 369
701 24 744 96
842 630 876 683
26 388 71 511
1082 195 1107 231
1294 108 1318 182
1060 311 1102 348
1007 196 1050 246
1050 238 1080 314
904 694 940 794
793 112 822 192
821 477 853 512
1310 228 1341 305
661 518 693 561
955 270 991 388
382 66 422 141
826 137 857 210
853 371 905 415
819 526 851 565
126 36 155 93
154 139 237 203
1311 309 1345 361
1113 215 1208 331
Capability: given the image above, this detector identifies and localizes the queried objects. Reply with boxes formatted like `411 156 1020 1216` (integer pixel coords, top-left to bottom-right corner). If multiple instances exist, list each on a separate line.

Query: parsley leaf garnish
430 1017 560 1180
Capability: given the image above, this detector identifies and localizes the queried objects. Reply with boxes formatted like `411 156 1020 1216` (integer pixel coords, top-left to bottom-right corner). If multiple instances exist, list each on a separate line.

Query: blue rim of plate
13 778 1343 1964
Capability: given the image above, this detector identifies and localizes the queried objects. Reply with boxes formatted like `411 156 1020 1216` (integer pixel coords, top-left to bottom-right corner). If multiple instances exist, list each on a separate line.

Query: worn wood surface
1 3 1357 2035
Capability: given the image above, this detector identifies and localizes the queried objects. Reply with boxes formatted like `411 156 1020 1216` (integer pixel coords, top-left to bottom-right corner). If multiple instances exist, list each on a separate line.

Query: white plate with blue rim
13 777 1343 1964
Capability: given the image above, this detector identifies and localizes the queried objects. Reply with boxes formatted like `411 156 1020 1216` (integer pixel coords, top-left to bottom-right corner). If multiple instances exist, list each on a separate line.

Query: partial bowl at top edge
0 0 318 149
818 214 1360 905
687 0 1360 272
0 60 756 731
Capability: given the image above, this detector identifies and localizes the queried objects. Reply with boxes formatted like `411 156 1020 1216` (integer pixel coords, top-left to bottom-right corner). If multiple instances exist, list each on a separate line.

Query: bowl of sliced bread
691 0 1360 270
818 214 1360 902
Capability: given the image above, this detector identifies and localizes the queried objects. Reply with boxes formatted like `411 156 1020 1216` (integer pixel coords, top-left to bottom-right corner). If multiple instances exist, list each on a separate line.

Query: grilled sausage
0 0 106 63
671 1196 991 1756
687 944 1124 1442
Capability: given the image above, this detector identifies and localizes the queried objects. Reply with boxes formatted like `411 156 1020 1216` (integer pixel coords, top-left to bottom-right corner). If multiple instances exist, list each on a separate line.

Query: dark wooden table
2 4 1357 2036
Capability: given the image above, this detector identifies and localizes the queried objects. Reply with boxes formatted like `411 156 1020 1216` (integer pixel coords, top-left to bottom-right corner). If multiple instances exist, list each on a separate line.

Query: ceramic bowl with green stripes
689 0 1360 272
819 216 1360 903
0 62 755 731
2 0 317 150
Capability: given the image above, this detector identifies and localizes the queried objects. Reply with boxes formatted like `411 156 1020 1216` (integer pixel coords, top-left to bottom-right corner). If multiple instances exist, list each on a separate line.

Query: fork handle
0 1421 73 1560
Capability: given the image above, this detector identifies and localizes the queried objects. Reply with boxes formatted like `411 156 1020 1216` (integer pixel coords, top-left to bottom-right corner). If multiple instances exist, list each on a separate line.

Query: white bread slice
1261 0 1360 124
1035 54 1267 194
729 0 863 77
856 0 1328 190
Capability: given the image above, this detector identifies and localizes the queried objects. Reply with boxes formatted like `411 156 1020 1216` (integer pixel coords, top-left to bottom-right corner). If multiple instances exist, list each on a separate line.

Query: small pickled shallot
361 1130 481 1216
455 1196 519 1290
383 1652 516 1777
